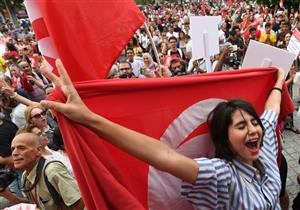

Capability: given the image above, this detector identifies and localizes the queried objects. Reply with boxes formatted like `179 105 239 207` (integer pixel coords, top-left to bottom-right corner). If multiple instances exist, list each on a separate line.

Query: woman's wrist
10 92 18 99
270 87 283 95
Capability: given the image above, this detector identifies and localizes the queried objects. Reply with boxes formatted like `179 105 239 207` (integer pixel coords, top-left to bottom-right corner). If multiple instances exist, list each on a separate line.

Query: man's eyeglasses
119 67 131 71
20 66 30 69
31 110 47 119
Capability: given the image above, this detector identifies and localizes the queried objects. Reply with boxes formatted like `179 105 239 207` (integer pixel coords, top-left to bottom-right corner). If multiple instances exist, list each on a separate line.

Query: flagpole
143 22 161 71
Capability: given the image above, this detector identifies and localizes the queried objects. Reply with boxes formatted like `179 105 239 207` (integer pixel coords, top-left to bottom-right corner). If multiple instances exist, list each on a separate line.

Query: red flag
227 0 233 8
24 0 144 81
201 1 205 16
280 0 284 8
49 67 293 210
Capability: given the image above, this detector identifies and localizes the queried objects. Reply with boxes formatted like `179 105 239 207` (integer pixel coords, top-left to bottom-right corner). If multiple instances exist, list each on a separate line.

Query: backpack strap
23 157 46 192
43 160 65 206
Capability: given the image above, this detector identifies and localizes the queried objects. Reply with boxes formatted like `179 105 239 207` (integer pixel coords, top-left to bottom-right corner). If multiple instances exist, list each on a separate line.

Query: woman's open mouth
245 139 260 153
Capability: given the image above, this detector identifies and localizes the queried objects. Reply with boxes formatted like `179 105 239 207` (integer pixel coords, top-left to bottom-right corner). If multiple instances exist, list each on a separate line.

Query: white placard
242 40 296 77
190 16 220 60
0 44 5 56
287 29 300 55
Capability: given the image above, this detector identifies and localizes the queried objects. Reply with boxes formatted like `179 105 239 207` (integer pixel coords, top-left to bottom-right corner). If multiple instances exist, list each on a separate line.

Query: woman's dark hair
178 31 186 40
206 99 265 161
6 43 17 51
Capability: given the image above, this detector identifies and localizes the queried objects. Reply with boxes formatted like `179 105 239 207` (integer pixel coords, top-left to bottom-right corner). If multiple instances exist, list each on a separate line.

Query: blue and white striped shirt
181 110 281 210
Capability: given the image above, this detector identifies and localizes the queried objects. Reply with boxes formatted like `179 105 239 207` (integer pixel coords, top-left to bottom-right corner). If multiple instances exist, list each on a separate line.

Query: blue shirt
181 110 281 210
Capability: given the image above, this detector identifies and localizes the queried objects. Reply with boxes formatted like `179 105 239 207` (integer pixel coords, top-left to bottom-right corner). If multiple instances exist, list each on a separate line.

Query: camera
227 52 240 70
0 169 18 192
119 72 130 78
228 56 240 69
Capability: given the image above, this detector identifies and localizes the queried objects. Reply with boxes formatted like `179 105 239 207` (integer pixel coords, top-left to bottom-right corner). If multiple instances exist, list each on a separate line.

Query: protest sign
287 29 300 55
242 40 295 77
190 16 220 71
0 37 6 56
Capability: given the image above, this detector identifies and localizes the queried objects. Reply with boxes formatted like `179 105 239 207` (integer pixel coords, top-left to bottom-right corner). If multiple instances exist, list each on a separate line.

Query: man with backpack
0 132 84 210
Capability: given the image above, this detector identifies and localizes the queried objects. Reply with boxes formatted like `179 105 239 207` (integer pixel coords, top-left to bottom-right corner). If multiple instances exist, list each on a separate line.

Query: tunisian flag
24 1 294 210
227 0 233 8
49 67 293 210
24 0 144 81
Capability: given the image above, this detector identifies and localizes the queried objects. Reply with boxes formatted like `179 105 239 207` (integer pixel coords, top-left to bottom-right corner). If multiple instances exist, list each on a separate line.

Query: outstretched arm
0 77 39 107
41 59 199 184
264 68 285 115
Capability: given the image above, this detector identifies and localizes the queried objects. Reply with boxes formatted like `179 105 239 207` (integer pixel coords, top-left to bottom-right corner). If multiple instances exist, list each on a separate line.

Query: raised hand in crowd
213 45 233 72
0 77 38 106
154 66 170 78
0 77 15 97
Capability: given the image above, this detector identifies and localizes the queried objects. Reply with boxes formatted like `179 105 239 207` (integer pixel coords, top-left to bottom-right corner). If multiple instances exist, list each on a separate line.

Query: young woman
178 31 187 54
41 59 285 209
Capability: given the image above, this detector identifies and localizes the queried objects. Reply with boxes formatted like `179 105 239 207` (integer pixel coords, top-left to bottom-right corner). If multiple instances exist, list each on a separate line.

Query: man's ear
36 145 43 157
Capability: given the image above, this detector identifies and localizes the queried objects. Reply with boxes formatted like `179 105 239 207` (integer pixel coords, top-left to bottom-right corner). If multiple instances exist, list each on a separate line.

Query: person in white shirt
125 48 144 78
166 26 178 39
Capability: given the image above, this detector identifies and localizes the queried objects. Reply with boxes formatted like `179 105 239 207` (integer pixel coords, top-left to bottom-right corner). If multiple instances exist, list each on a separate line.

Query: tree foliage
0 0 25 23
256 0 300 7
135 0 156 5
0 0 24 11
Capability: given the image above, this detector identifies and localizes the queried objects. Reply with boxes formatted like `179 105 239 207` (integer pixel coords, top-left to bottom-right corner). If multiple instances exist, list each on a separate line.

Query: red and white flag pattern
24 0 58 72
24 0 144 81
23 1 294 210
48 67 292 210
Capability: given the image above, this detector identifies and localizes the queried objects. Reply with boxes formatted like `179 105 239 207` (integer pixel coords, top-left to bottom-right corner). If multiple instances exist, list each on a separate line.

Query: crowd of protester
0 16 84 210
111 2 300 77
0 1 298 209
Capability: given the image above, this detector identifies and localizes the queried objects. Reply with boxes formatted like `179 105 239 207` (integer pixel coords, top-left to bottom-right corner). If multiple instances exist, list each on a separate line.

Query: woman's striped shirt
181 109 281 210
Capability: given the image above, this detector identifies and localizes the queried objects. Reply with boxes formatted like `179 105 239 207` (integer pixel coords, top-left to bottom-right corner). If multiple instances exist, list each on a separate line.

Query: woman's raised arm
41 59 199 184
264 68 285 115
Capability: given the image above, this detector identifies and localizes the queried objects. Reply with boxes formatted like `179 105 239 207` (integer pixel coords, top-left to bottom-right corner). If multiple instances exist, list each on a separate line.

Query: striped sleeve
260 109 278 158
181 158 232 210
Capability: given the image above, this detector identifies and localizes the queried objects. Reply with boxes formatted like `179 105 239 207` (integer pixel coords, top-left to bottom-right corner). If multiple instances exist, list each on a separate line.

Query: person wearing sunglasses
24 105 60 151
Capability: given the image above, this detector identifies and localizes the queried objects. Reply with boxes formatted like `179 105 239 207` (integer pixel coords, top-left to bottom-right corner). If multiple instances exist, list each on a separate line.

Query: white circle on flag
148 98 225 210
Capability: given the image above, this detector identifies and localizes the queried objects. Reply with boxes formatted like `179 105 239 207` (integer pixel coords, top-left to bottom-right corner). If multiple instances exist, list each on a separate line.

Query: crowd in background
0 1 299 209
110 1 300 80
0 14 83 209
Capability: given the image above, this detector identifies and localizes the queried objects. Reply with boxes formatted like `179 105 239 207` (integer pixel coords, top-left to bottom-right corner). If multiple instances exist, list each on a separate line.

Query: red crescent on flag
148 98 225 210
